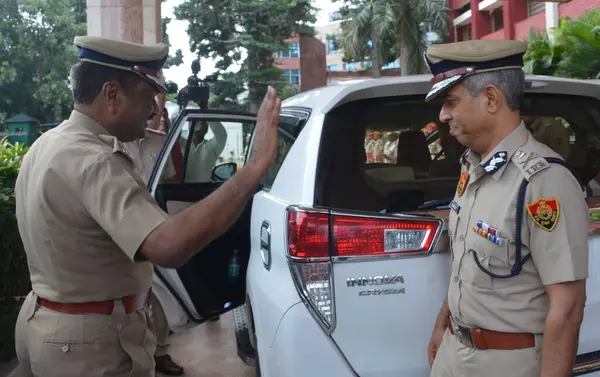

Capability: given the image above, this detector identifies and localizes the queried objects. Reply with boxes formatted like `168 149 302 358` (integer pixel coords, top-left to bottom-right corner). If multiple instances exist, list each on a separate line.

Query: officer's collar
69 110 133 161
479 121 529 180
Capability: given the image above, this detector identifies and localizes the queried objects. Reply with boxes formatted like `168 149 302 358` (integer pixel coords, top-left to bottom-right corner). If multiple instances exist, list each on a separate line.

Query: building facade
274 35 327 92
448 0 600 42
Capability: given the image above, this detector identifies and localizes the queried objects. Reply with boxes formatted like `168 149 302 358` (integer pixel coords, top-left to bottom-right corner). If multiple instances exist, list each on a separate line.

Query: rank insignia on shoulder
482 151 507 174
526 197 560 231
456 171 469 198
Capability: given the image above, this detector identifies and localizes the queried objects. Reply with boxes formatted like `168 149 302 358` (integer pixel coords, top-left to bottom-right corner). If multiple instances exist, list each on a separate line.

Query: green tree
0 0 87 124
336 0 448 76
174 0 317 111
524 9 600 79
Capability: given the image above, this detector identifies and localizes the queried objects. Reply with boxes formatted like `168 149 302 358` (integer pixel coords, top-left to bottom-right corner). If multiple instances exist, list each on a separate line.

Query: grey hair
461 69 525 111
69 62 142 104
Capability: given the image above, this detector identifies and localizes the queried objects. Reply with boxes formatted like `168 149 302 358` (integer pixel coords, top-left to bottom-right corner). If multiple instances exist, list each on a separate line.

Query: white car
149 75 600 377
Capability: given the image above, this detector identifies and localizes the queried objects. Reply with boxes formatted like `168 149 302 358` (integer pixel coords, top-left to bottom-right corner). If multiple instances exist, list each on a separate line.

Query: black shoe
155 354 184 376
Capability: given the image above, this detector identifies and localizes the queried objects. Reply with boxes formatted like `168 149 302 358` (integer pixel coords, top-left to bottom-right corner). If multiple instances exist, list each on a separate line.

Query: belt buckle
452 319 474 348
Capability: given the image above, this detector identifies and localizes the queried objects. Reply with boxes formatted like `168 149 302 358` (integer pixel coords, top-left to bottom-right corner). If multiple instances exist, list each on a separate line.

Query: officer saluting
14 36 280 376
425 40 588 377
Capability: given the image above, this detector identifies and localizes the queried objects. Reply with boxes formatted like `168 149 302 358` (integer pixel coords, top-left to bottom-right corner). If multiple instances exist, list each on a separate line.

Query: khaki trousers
14 291 156 377
431 329 542 377
148 292 170 357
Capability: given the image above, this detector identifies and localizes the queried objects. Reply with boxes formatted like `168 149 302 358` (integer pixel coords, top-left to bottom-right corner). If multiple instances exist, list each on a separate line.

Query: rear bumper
260 302 355 377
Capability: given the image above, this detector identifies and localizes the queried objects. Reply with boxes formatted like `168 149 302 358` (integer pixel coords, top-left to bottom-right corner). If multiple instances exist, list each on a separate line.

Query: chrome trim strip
573 355 600 375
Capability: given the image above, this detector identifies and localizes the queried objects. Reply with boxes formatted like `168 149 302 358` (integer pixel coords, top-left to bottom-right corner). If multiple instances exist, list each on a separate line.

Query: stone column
546 2 560 30
86 0 162 44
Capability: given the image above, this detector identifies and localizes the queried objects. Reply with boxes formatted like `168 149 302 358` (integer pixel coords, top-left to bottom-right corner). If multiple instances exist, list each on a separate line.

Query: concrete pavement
1 311 255 377
163 311 256 377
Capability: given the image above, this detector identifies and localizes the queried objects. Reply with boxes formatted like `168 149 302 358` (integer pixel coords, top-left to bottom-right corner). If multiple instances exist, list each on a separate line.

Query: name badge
450 200 460 214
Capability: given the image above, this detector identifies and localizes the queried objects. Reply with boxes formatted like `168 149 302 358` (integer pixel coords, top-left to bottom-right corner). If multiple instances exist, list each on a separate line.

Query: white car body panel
152 75 600 376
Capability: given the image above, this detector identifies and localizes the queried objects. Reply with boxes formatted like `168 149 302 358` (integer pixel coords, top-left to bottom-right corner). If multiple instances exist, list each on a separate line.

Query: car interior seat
396 130 432 178
318 119 388 212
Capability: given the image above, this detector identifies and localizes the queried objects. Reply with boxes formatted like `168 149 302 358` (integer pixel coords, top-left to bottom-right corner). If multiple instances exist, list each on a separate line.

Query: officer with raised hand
14 36 280 377
425 40 588 377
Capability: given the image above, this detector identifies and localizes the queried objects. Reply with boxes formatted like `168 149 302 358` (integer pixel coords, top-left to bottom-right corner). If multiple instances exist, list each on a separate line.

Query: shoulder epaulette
512 148 550 180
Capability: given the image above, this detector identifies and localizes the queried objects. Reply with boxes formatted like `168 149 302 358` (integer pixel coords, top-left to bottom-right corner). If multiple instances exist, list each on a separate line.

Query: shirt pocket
463 232 511 289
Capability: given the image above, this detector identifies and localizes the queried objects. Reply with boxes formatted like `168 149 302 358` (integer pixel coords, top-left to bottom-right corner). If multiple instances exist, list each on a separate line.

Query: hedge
0 137 30 362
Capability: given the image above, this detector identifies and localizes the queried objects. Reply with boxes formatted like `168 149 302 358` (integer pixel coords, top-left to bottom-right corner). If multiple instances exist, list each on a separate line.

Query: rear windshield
315 94 600 213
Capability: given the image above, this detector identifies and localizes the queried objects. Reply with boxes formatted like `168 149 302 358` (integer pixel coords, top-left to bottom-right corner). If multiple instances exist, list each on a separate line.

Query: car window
253 108 311 189
316 94 600 213
158 117 254 184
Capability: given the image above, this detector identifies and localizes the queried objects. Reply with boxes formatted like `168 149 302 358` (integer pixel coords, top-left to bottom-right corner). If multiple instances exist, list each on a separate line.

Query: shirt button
459 235 465 242
62 344 69 353
116 323 123 331
454 276 459 282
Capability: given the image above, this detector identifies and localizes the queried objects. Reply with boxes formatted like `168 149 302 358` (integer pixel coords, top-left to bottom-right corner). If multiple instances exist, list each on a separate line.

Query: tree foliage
0 137 30 362
174 0 317 111
336 0 448 76
0 0 86 124
523 9 600 79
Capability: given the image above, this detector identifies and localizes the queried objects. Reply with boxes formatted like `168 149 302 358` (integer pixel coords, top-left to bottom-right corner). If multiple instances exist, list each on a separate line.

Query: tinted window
260 108 311 188
315 94 600 213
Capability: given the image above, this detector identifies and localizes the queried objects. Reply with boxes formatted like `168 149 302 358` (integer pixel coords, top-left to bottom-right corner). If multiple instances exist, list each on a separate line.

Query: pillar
546 2 560 30
471 0 491 39
503 0 528 40
86 0 162 44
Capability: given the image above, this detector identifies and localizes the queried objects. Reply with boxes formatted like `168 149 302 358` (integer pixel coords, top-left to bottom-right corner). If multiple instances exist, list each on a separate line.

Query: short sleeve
527 167 588 285
82 153 170 261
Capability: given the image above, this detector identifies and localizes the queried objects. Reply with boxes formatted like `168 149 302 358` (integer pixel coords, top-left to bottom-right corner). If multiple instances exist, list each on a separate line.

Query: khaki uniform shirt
123 128 176 185
15 111 170 303
447 122 588 334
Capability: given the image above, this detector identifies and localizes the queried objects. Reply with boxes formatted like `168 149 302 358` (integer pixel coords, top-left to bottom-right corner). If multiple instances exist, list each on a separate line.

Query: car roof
282 74 600 114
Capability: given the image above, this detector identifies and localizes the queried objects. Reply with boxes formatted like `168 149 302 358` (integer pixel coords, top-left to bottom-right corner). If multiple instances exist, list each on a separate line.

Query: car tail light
286 207 442 333
332 215 440 257
286 208 334 331
287 210 329 260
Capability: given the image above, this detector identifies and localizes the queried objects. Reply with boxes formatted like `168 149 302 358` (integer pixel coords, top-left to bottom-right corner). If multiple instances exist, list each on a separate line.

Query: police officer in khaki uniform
424 40 588 377
14 36 281 377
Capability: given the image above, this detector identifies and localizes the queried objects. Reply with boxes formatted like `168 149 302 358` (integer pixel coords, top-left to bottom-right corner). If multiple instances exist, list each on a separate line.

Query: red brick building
274 35 328 92
447 0 600 42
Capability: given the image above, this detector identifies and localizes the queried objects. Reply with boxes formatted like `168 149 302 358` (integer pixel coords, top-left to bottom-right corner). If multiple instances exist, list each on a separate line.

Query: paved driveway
164 311 256 377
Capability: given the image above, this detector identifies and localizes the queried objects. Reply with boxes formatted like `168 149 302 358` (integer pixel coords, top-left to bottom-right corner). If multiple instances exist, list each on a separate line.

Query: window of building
344 62 359 71
461 25 472 41
327 38 336 54
491 8 504 32
282 69 301 86
528 1 545 16
276 42 300 58
328 64 339 72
